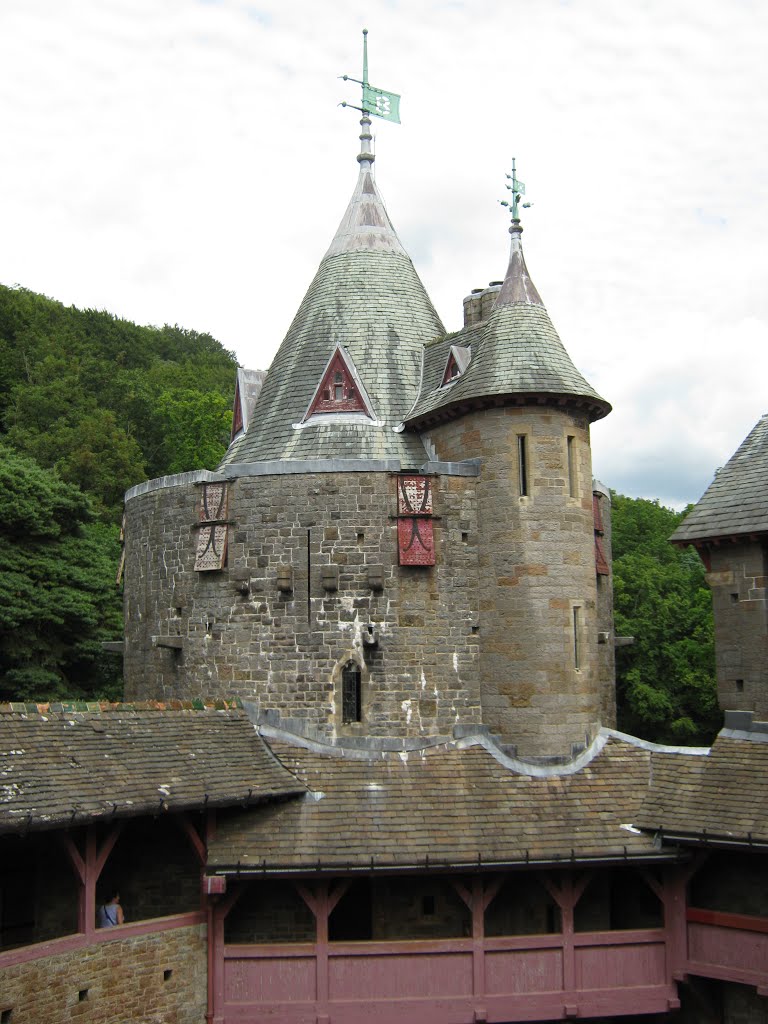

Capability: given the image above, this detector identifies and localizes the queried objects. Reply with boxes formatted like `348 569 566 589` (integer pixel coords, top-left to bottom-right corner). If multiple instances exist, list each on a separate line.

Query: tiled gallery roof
635 733 768 844
206 734 687 873
0 702 305 834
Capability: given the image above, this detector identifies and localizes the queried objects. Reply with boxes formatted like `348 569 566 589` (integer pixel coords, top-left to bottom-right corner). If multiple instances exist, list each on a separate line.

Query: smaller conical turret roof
404 213 611 427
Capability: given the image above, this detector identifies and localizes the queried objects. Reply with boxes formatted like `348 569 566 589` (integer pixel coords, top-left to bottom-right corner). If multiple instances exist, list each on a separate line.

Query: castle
121 113 615 761
1 98 767 1024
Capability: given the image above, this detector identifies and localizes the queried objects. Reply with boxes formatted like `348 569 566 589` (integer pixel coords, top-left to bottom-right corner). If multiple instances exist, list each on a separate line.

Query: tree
155 388 232 474
0 284 238 522
611 493 719 744
0 445 122 702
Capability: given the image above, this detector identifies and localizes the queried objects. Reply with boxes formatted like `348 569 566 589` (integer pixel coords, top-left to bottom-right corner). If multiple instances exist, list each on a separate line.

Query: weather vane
500 158 533 220
340 29 401 124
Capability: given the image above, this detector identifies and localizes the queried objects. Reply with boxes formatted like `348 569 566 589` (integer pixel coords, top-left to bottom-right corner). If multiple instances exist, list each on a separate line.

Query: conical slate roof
405 221 610 428
223 118 444 467
671 414 768 545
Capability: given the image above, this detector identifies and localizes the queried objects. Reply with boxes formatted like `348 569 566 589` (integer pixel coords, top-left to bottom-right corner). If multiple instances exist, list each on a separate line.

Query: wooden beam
175 812 207 866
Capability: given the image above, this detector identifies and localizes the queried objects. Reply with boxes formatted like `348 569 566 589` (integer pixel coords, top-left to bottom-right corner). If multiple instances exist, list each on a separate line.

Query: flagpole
362 28 369 114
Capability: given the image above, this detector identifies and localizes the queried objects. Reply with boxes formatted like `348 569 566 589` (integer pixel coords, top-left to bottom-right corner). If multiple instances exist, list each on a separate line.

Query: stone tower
404 215 612 756
122 122 614 757
671 413 768 721
123 115 484 741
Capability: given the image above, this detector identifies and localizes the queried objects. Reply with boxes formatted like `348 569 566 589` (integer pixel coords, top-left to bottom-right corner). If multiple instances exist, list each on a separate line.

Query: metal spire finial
500 158 533 223
340 30 401 126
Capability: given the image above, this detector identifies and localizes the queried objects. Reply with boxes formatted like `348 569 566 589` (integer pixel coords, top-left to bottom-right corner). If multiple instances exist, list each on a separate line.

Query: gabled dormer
302 344 376 422
441 344 471 387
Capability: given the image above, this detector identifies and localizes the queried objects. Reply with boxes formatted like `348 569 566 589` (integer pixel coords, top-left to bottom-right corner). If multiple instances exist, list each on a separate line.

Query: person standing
97 890 124 928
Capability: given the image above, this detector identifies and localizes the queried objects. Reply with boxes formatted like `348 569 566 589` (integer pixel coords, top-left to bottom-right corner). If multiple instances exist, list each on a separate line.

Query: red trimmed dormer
441 344 470 387
304 345 375 420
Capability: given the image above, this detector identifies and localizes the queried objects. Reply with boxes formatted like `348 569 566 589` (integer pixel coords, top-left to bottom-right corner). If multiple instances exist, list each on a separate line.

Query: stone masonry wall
124 471 481 740
426 406 603 757
594 487 617 729
706 542 768 719
0 923 206 1024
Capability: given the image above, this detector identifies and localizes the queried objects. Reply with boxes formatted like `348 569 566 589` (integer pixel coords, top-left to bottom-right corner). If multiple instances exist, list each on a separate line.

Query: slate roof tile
222 161 443 468
406 281 609 426
635 734 768 842
0 703 305 834
207 736 671 872
671 414 768 543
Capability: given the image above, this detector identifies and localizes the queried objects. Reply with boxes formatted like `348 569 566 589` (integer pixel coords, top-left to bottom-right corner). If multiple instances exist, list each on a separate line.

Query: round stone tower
122 115 486 743
404 213 612 758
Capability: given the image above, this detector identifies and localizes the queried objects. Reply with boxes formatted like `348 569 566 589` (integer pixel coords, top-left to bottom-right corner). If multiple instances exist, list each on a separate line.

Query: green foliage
155 388 233 474
0 283 239 702
0 445 123 702
0 284 237 521
611 493 719 745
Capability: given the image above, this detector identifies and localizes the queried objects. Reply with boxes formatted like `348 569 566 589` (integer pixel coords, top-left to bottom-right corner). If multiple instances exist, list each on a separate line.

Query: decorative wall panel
195 483 228 571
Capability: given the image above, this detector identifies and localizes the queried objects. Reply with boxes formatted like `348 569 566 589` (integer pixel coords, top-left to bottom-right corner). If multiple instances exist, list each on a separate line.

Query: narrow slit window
517 435 528 497
573 606 581 670
342 662 362 724
567 436 577 497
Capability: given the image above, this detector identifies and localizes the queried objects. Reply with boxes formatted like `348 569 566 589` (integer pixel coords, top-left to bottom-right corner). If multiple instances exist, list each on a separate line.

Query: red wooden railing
686 906 768 993
219 930 676 1024
211 872 689 1024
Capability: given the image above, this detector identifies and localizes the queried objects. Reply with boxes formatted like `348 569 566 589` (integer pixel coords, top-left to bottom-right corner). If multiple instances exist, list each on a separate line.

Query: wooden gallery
2 104 768 1024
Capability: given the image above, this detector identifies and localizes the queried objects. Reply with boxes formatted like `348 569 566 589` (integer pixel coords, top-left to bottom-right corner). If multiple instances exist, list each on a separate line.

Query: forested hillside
0 284 237 522
0 284 238 702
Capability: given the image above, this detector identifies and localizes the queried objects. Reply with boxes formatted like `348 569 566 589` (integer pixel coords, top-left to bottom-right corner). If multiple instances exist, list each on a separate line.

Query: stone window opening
517 434 529 497
567 435 577 498
573 606 582 670
342 662 362 724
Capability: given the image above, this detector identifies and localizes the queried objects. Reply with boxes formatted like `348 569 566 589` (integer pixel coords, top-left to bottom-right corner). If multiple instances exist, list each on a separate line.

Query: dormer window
444 355 460 382
303 345 375 421
441 344 470 387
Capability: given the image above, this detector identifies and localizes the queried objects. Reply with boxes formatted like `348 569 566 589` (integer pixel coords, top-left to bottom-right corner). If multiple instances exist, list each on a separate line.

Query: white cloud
0 0 766 505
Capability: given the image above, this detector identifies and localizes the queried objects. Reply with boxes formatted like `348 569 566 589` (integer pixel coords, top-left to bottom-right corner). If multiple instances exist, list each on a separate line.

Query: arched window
341 662 362 724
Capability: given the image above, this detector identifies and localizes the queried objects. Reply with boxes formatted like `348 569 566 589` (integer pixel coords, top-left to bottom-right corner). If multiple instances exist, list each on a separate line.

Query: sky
1 0 766 509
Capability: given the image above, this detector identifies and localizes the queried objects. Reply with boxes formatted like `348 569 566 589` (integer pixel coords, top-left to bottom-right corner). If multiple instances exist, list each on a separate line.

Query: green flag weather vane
341 29 401 124
500 158 533 220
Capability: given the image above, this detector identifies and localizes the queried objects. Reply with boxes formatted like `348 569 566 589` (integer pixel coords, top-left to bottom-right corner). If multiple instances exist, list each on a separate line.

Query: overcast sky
1 0 766 508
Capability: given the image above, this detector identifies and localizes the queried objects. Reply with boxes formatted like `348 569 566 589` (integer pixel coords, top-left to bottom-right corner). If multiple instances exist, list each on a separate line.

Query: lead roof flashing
324 125 406 257
494 221 544 308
